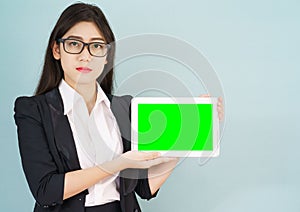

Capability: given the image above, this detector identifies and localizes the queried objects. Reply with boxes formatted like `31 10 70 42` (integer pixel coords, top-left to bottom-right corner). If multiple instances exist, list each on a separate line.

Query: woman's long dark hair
35 3 115 95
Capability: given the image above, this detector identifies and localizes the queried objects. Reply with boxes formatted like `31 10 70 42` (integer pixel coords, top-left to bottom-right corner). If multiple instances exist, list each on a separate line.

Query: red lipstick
76 67 92 73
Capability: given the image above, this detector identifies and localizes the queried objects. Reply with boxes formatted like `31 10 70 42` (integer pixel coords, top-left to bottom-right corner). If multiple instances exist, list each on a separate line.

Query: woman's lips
76 67 92 73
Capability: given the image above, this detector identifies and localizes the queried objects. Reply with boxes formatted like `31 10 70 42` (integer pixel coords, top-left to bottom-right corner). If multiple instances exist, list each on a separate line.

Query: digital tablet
131 97 220 157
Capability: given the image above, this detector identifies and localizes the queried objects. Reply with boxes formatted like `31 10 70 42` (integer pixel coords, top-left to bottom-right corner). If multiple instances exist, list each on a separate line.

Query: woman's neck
78 84 97 114
67 80 97 114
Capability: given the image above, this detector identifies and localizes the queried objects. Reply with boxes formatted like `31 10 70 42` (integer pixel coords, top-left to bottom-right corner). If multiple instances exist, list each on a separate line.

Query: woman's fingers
217 97 224 121
140 152 161 160
120 151 177 169
123 151 159 159
200 95 224 121
199 94 211 97
141 157 177 168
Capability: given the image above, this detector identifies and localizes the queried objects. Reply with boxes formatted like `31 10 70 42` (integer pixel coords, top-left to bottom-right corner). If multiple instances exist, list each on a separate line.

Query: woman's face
52 21 107 88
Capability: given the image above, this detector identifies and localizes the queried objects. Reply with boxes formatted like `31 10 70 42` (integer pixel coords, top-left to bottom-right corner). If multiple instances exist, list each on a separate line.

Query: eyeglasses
57 38 111 57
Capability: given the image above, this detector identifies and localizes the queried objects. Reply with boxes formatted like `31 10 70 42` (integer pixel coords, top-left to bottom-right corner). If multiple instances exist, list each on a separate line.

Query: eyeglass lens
63 39 108 57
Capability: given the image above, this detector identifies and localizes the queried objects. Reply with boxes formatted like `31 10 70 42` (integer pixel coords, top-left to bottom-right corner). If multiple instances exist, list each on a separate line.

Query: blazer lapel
45 90 138 194
106 94 132 153
45 88 81 171
107 94 139 194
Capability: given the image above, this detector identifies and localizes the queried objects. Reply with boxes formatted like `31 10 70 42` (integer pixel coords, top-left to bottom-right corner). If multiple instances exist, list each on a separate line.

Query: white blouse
58 79 123 206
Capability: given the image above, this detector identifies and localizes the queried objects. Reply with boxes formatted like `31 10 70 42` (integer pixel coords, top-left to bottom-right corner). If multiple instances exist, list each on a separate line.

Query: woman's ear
52 42 61 60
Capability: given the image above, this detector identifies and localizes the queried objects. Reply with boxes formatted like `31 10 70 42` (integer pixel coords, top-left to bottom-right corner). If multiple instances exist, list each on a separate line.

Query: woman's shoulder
108 94 133 106
14 95 38 109
14 94 45 109
14 95 42 122
14 87 59 106
14 88 58 114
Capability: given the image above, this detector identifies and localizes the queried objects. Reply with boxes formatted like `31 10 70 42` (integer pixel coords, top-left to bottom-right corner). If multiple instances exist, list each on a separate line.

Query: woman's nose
79 45 92 61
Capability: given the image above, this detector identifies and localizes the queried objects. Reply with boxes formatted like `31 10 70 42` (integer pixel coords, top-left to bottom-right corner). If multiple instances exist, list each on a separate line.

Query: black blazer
14 88 158 212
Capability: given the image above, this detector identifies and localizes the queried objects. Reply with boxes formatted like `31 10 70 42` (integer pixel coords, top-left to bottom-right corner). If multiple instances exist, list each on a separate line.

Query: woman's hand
117 151 176 170
200 94 224 121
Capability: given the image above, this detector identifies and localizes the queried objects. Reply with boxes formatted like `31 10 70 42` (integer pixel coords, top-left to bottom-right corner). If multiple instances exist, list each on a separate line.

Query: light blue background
1 0 299 211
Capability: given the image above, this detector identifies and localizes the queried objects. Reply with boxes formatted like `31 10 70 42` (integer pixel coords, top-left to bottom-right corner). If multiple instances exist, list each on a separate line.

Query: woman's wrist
96 156 127 175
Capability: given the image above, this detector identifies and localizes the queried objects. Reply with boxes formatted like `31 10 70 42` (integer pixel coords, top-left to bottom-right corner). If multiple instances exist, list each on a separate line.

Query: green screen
138 104 213 151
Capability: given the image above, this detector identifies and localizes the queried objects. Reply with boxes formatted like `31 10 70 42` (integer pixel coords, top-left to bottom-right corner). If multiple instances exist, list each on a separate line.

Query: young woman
14 3 224 212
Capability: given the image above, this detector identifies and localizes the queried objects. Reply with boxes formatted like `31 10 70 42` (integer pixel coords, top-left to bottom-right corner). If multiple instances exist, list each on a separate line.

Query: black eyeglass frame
57 38 111 57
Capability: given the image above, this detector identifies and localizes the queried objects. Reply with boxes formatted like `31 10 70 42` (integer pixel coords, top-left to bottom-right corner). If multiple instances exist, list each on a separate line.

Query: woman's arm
63 160 122 200
148 158 179 195
63 152 170 200
14 97 168 205
15 97 65 206
147 95 224 195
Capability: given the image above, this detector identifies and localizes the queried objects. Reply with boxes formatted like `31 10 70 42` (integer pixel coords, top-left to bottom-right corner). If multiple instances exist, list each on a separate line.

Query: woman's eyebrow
67 35 105 42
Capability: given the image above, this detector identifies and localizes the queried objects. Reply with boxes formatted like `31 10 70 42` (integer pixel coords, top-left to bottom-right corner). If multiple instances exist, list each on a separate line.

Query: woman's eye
93 43 104 49
70 41 79 46
66 40 80 47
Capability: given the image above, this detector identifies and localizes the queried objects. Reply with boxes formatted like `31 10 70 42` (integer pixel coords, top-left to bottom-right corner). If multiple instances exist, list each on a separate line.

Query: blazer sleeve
14 96 65 208
135 169 159 200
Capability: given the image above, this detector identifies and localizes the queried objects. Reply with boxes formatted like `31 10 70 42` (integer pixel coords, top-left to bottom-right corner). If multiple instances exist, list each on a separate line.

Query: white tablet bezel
131 97 220 157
